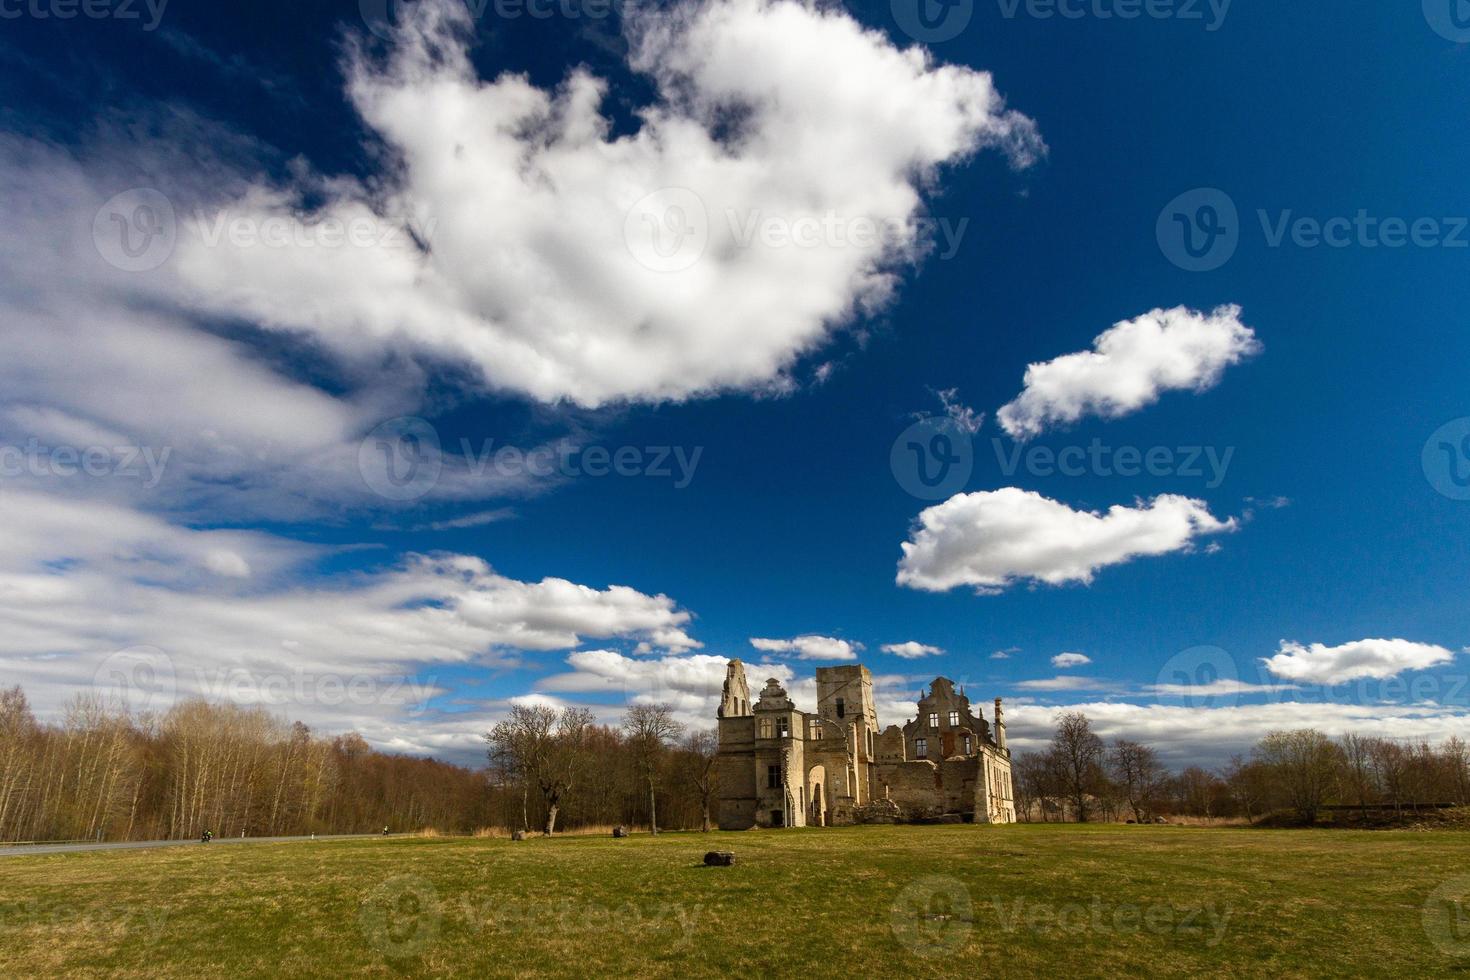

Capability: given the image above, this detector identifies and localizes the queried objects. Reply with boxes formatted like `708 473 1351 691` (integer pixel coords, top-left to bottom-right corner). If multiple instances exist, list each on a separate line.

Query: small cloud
750 635 862 661
204 549 251 578
1050 652 1091 669
990 647 1019 660
1251 495 1291 509
1148 679 1293 697
933 387 985 435
1015 675 1104 691
1262 638 1459 685
417 508 517 532
882 641 944 659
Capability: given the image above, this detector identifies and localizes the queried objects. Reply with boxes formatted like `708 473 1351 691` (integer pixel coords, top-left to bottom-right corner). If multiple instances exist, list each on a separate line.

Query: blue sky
2 0 1468 765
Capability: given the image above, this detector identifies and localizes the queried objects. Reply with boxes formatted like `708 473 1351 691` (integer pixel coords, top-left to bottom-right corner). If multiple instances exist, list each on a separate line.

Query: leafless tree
1051 712 1105 822
486 704 594 835
1108 739 1166 822
1254 729 1341 823
623 703 684 834
681 729 718 832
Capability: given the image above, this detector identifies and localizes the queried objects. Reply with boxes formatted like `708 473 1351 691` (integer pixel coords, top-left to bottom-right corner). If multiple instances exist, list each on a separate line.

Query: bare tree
1108 739 1165 822
1338 733 1376 816
1222 754 1269 823
1444 736 1470 805
623 704 684 834
486 704 594 835
1051 712 1105 822
1254 729 1340 823
1368 738 1409 813
681 729 719 832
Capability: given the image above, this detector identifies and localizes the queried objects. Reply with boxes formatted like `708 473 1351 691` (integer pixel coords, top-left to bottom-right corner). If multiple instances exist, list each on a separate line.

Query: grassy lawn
3 824 1470 977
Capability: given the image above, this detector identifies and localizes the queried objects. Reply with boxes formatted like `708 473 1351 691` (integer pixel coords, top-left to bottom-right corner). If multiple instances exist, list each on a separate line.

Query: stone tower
718 659 751 718
994 697 1007 751
814 665 877 811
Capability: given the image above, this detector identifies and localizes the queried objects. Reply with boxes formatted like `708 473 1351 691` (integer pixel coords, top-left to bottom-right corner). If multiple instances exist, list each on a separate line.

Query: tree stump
703 850 734 867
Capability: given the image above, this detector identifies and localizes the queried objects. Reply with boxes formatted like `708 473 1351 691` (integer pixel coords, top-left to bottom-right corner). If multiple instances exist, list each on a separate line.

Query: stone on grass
703 851 734 867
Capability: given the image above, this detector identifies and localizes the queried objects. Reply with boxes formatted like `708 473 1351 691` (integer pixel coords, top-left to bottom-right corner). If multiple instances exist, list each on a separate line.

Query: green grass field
3 824 1470 977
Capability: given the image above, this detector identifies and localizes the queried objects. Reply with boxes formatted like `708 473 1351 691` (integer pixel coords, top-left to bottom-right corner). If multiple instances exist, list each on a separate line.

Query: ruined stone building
714 660 1016 829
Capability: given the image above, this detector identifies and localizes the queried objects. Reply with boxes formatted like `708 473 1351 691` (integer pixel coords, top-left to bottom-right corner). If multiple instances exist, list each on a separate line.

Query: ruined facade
714 660 1016 829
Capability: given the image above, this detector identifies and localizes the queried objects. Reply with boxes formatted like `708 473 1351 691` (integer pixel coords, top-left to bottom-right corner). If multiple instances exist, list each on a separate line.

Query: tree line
1014 711 1470 824
0 686 719 843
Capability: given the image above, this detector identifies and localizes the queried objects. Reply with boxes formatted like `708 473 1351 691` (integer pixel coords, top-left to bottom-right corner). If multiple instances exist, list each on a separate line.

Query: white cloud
933 388 984 434
0 133 559 523
170 0 1041 407
1050 652 1091 668
1003 699 1470 768
1015 676 1110 692
1147 679 1293 697
896 488 1237 594
996 305 1260 440
535 650 925 734
0 492 700 754
203 550 253 579
1262 638 1459 685
990 648 1017 660
882 641 944 659
538 650 761 718
750 635 862 661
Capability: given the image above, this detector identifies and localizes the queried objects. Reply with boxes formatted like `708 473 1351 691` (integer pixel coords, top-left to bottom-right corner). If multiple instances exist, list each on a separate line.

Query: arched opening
807 764 827 827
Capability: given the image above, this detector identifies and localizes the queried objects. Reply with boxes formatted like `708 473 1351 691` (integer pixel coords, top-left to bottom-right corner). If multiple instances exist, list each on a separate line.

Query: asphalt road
0 833 384 857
